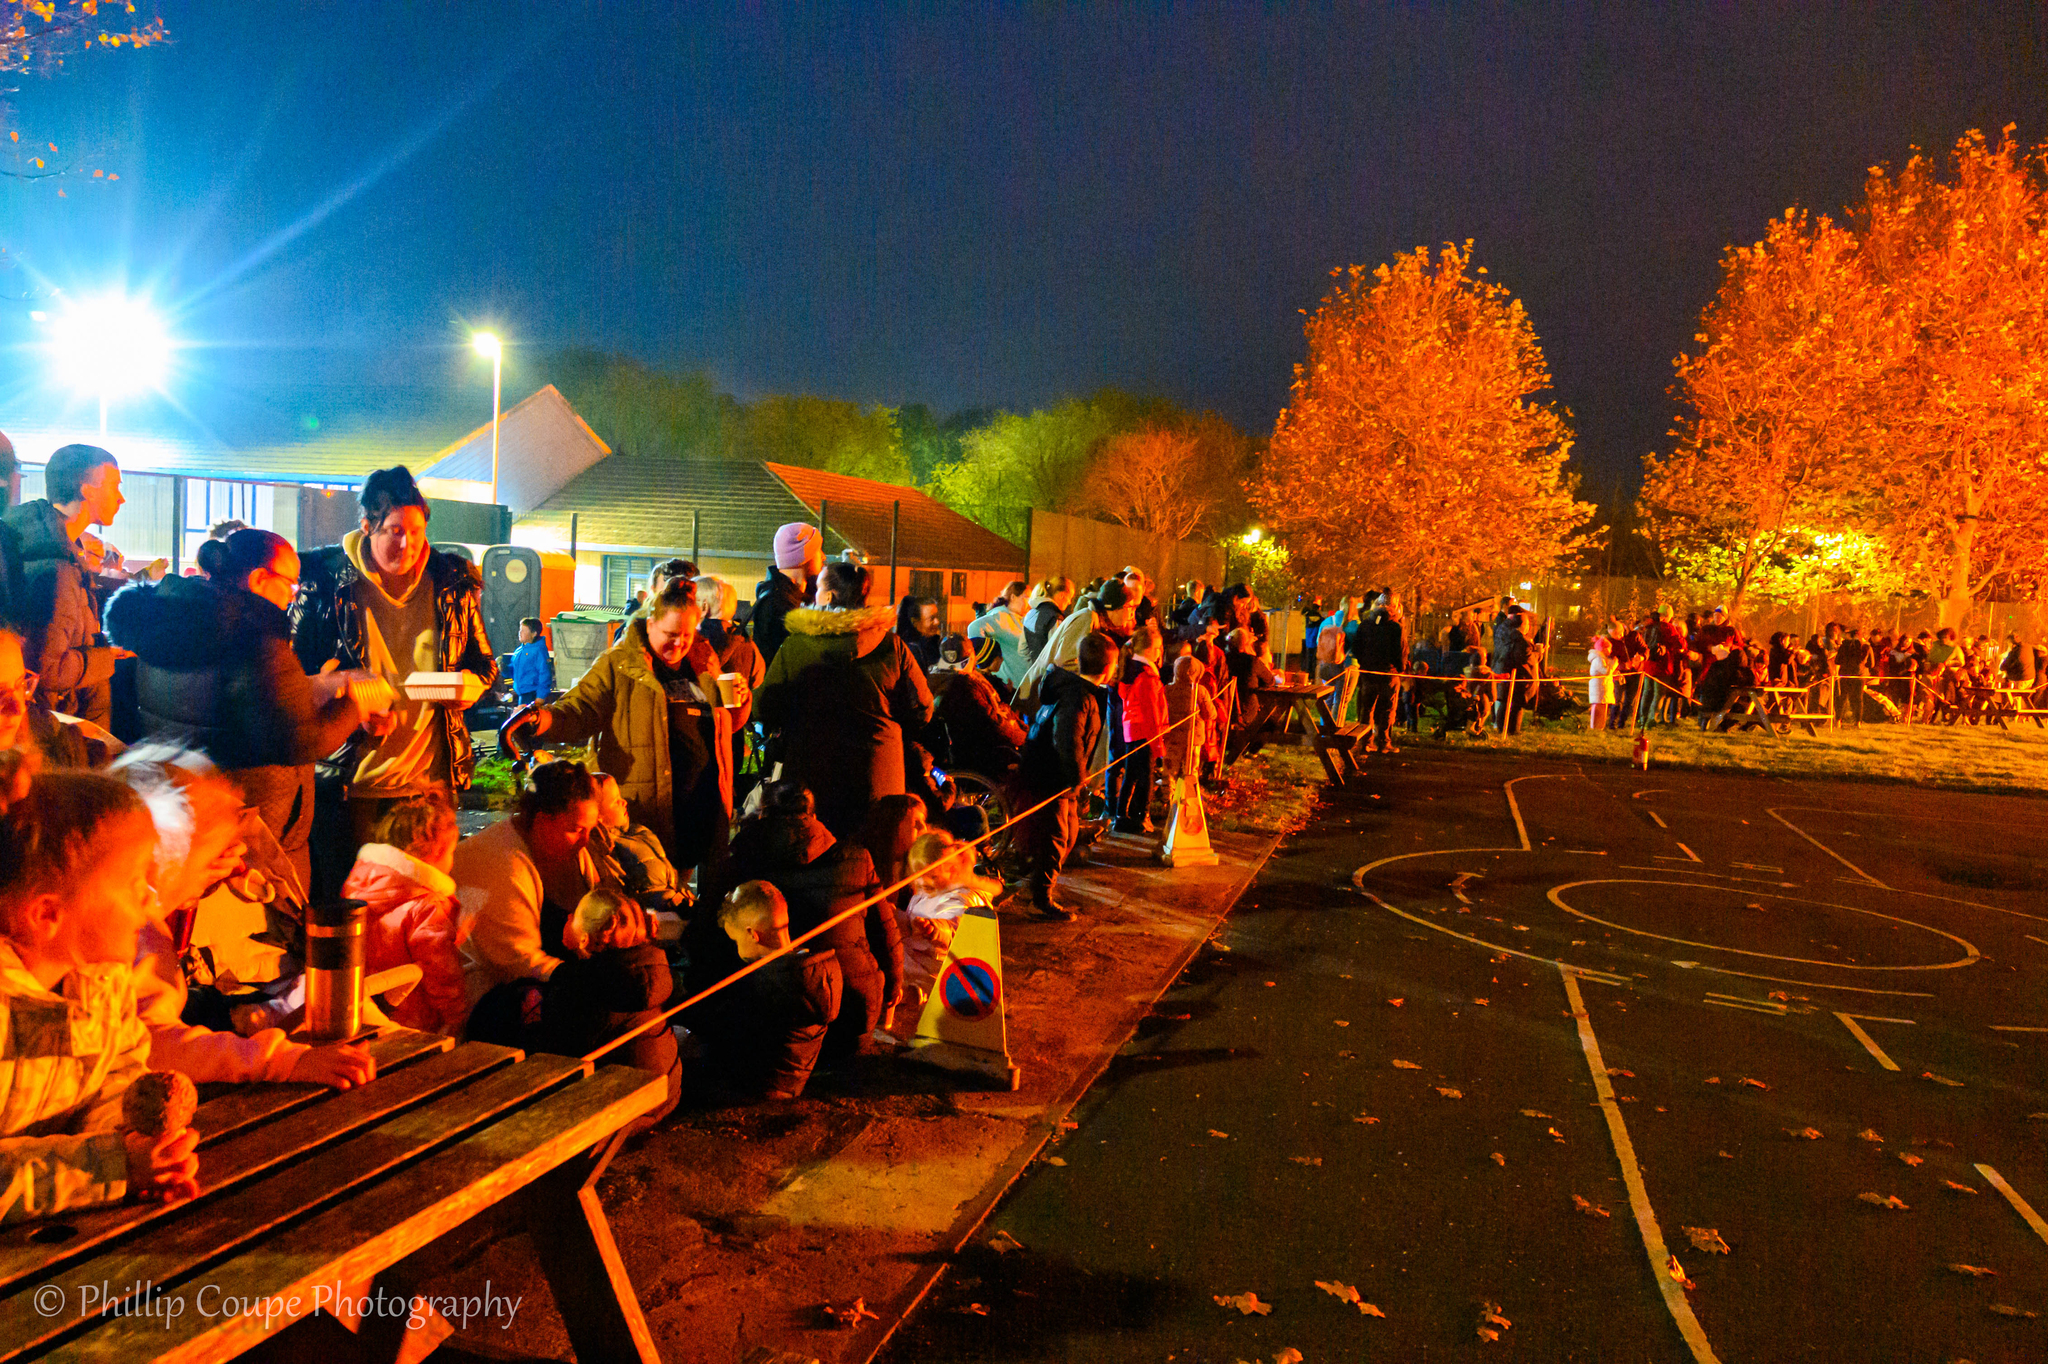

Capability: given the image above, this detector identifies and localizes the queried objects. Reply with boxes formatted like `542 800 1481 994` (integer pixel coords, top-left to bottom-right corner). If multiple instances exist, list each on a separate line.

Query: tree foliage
3 0 165 78
739 394 909 484
1643 129 2048 623
548 349 743 459
1249 242 1590 607
1078 412 1256 543
927 391 1170 544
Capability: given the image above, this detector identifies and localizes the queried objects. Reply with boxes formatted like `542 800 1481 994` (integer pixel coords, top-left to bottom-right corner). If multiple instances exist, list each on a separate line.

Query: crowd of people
0 436 1293 1226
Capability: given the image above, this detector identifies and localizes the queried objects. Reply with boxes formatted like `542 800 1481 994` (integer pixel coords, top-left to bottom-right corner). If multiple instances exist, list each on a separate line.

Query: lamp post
471 332 503 507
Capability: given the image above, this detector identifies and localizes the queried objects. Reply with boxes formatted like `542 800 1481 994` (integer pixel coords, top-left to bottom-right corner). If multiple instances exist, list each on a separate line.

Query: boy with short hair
509 617 554 706
687 881 842 1101
0 771 200 1222
1018 631 1120 922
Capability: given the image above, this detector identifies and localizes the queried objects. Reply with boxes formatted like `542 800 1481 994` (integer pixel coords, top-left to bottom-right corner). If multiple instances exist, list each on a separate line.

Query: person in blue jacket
509 616 554 704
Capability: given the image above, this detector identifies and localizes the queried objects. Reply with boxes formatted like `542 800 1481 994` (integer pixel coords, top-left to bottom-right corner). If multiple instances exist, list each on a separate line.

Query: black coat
1022 600 1064 665
1349 608 1406 673
751 568 806 665
108 573 363 889
1022 664 1105 793
930 667 1025 775
1 499 115 713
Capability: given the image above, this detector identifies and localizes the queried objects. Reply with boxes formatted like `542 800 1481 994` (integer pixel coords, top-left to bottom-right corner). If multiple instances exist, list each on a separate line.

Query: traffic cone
1155 765 1219 867
904 905 1021 1089
1632 728 1651 770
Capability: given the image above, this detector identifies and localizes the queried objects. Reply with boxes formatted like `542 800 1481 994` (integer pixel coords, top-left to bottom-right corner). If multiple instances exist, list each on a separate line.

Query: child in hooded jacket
1112 623 1168 834
342 794 469 1035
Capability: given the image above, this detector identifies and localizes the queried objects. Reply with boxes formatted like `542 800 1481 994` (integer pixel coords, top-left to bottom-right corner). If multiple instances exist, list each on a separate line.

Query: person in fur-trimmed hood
755 559 932 840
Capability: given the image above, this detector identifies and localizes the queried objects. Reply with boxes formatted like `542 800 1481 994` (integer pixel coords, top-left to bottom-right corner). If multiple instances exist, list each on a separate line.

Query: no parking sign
938 958 1002 1022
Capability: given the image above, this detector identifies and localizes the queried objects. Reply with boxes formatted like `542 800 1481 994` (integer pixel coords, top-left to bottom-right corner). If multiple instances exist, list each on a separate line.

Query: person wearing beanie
1014 575 1135 710
754 522 825 666
928 632 1025 777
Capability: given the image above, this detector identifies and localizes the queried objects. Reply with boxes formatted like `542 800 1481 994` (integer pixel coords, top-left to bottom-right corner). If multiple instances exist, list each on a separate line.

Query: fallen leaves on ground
1387 998 1405 1007
1520 1109 1554 1119
1475 1300 1512 1342
951 1302 989 1315
1289 1155 1323 1166
1922 1071 1964 1087
1606 1067 1634 1078
824 1297 879 1327
1436 1087 1464 1099
1473 998 1489 1005
988 1230 1024 1254
1949 1264 1999 1277
1944 1180 1980 1195
1333 1019 1350 1027
1989 1304 2039 1319
1718 1150 1734 1159
1490 1152 1505 1167
1214 1291 1273 1316
1857 1128 1884 1143
1787 1127 1825 1140
1548 1127 1568 1143
1353 1113 1381 1125
1315 1280 1384 1317
1898 1153 1924 1167
1705 1076 1722 1084
1916 1137 1956 1149
1858 1192 1910 1210
1391 1059 1421 1070
1209 1130 1230 1139
1739 1077 1770 1091
1684 1227 1731 1254
1573 1195 1611 1219
1668 1256 1697 1291
1045 1156 1067 1166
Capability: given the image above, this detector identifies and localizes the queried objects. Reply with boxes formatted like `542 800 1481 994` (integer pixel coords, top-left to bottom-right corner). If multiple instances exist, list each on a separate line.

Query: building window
603 554 661 608
908 569 943 601
951 571 968 598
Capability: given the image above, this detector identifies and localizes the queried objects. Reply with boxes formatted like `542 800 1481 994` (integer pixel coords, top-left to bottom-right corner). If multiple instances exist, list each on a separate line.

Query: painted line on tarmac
1768 808 1889 888
1647 810 1669 829
1705 992 1788 1016
1674 842 1702 863
1990 1025 2048 1033
1833 1012 1909 1071
1731 862 1784 873
1560 969 1722 1364
1675 965 1935 998
1618 866 1797 887
2027 936 2048 948
1975 1165 2048 1250
1631 789 1670 801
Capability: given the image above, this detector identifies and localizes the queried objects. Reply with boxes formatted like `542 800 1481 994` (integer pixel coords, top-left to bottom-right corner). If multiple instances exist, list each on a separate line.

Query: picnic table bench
1941 681 2048 729
1225 680 1361 785
0 1029 667 1363
1741 682 1835 737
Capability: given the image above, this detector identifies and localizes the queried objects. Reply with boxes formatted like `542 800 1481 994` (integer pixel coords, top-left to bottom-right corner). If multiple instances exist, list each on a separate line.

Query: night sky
3 3 2044 492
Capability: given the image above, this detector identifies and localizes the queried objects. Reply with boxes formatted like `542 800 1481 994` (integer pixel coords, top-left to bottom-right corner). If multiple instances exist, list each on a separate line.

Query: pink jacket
1119 658 1168 742
342 844 469 1035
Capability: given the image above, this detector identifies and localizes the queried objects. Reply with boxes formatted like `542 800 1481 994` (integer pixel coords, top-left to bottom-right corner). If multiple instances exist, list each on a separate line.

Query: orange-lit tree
1250 242 1590 607
1638 210 1889 619
1080 413 1256 543
1856 128 2048 625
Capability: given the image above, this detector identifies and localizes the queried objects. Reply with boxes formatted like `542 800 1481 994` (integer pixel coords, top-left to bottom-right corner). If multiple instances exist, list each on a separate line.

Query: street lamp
471 331 503 507
49 295 170 436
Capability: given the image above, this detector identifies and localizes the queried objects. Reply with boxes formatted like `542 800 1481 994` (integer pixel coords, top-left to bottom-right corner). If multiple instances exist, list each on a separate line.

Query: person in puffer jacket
342 794 468 1036
0 770 197 1224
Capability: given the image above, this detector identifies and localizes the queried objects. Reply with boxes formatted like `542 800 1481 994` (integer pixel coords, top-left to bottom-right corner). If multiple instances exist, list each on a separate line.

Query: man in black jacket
753 522 823 666
2 442 127 727
0 432 23 632
1348 590 1406 754
1017 630 1119 922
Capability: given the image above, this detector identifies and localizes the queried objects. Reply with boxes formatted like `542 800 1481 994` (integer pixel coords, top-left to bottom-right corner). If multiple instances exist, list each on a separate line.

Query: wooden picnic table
1946 681 2048 729
1741 682 1835 737
0 1030 667 1363
1225 681 1361 784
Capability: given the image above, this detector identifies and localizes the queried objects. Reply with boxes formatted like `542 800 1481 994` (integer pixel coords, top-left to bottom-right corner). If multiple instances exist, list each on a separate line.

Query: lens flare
49 296 172 397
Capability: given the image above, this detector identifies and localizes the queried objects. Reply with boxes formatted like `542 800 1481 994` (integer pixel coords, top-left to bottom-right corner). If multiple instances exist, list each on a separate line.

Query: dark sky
3 3 2045 492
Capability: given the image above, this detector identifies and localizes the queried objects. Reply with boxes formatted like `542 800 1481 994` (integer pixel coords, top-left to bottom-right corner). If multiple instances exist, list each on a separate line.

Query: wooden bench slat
61 1065 664 1364
0 1041 519 1296
0 1053 587 1362
191 1030 454 1147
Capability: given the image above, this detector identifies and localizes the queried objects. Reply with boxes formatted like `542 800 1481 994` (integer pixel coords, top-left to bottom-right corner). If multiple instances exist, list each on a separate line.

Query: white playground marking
1705 992 1788 1016
1768 808 1888 888
1976 1165 2048 1251
1833 1012 1912 1070
1561 970 1723 1364
1546 881 1981 972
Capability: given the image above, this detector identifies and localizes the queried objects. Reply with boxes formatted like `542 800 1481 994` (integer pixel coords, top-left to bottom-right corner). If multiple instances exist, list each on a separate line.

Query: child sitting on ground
686 881 842 1101
0 770 200 1222
343 793 469 1036
895 830 1003 1023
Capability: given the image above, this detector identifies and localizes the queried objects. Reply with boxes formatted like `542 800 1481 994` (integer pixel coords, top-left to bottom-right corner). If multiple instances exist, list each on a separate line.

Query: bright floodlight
1242 527 1263 545
49 296 170 397
471 331 502 359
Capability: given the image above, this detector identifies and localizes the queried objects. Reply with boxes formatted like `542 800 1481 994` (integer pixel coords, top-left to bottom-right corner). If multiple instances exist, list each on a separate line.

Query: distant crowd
0 435 1298 1227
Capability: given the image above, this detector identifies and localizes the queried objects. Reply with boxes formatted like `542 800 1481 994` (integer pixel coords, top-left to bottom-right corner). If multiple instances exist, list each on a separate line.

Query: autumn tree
739 394 910 485
548 349 744 458
1638 210 1888 617
1249 242 1591 608
1078 412 1256 542
1856 129 2048 624
928 391 1170 543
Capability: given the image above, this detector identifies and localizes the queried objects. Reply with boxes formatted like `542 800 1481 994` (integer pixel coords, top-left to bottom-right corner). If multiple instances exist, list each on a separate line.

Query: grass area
1208 746 1329 835
1415 713 2048 795
465 753 522 810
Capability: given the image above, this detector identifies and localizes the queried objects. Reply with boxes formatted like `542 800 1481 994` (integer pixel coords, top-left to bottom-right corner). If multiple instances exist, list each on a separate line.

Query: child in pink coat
1113 623 1168 834
342 795 469 1036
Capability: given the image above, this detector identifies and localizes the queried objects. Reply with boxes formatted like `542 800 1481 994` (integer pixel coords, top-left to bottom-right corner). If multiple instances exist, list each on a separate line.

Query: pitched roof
515 456 855 559
764 463 1022 572
417 385 611 515
1 427 429 486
